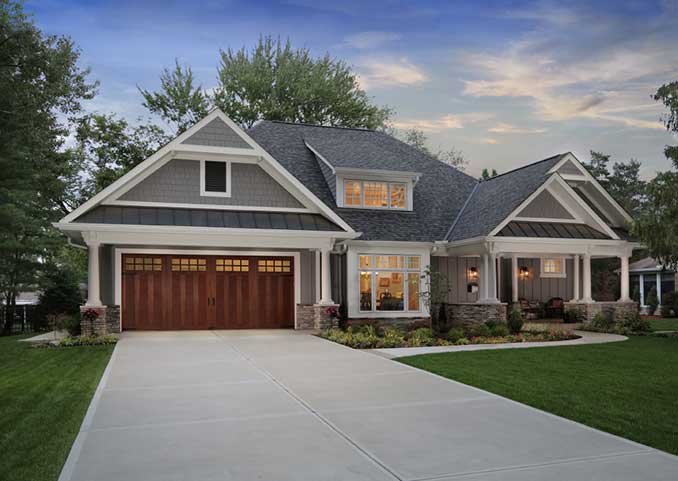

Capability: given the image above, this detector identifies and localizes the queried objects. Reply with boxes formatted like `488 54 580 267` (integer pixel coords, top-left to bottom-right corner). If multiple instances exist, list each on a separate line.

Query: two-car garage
121 254 295 330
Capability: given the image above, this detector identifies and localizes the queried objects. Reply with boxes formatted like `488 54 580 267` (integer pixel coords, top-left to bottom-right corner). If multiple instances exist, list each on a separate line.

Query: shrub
469 323 491 338
563 309 581 323
490 323 509 337
507 309 525 334
447 327 465 342
337 302 349 330
660 291 678 317
381 327 406 348
646 287 659 315
484 320 497 330
408 327 434 347
591 311 614 330
455 337 470 345
59 335 117 347
35 264 83 331
63 314 81 336
617 311 651 333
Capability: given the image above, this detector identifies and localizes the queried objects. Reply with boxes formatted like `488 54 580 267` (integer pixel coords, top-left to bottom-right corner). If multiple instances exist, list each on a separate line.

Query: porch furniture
545 297 564 318
519 298 542 320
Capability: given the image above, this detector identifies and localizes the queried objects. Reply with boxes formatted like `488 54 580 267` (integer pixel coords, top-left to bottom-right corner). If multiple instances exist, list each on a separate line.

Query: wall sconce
468 267 479 281
519 266 530 280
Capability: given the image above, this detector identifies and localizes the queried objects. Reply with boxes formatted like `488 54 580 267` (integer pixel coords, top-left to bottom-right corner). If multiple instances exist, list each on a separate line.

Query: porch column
496 255 502 302
656 272 662 306
86 241 102 307
582 254 593 302
571 255 580 302
479 253 489 302
511 254 519 303
639 274 645 306
318 247 334 305
488 253 499 303
619 256 631 302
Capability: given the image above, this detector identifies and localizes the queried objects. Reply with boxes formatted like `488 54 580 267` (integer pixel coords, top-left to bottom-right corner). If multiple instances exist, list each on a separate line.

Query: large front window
343 180 408 209
359 254 421 312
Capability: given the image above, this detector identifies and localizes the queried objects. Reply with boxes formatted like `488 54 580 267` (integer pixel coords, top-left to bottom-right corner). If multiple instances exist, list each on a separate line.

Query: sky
27 0 678 178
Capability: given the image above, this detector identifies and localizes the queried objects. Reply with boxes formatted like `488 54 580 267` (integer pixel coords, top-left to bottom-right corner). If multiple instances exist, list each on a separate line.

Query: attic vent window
200 160 231 197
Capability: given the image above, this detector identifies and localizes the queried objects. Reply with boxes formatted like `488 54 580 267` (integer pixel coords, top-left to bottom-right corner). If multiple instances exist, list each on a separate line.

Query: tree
0 0 96 332
73 114 168 198
584 151 611 187
214 36 391 129
139 59 210 135
401 128 468 171
481 168 498 180
607 159 646 217
634 80 678 269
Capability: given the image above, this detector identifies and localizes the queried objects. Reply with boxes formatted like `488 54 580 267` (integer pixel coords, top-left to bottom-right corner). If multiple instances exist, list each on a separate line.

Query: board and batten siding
119 159 304 209
432 256 574 303
299 250 317 304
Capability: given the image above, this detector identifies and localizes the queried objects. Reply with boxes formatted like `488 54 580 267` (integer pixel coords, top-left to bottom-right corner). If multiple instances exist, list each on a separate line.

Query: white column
571 255 580 302
478 253 489 303
511 254 519 303
639 274 645 306
86 241 102 307
656 272 662 306
314 250 321 303
496 255 502 302
582 254 593 302
619 256 631 302
488 254 499 303
318 247 334 305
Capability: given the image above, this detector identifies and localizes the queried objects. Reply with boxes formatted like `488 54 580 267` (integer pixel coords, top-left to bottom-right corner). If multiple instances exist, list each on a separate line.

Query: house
55 109 640 334
628 257 677 313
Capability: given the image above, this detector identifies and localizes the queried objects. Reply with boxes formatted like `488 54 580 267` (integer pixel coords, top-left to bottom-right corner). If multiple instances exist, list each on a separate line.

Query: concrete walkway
59 330 677 481
19 329 69 343
373 330 627 359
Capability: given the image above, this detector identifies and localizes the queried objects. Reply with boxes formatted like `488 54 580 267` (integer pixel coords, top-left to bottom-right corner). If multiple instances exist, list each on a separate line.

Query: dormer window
200 160 231 197
342 180 408 209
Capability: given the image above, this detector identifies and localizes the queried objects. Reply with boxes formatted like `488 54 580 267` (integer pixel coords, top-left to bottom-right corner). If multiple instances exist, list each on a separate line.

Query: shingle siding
517 190 574 219
181 117 253 149
119 159 304 209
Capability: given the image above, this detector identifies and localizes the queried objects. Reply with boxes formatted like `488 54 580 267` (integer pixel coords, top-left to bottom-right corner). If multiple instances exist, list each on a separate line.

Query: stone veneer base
563 301 638 323
80 305 121 336
296 304 339 330
445 302 508 329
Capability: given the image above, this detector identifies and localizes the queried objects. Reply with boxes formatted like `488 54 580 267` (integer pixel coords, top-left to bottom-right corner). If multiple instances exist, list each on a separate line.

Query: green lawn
0 335 114 481
399 336 678 455
650 317 678 331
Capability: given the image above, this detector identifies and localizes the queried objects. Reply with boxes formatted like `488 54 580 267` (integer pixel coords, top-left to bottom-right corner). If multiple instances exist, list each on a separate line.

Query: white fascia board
488 236 635 257
549 152 633 224
335 167 421 182
304 142 336 174
343 239 434 249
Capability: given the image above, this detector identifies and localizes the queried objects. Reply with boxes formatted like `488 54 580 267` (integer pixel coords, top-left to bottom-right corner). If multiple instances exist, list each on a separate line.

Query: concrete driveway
60 330 678 481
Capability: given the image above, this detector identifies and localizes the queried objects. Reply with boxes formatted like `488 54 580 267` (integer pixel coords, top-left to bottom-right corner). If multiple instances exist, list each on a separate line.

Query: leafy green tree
401 129 468 171
634 80 678 269
73 114 168 198
481 168 498 180
139 59 210 135
0 0 96 332
584 151 611 187
607 159 646 217
214 36 391 129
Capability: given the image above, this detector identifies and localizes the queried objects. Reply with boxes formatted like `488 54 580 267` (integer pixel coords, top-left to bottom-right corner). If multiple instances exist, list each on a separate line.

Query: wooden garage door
122 254 294 330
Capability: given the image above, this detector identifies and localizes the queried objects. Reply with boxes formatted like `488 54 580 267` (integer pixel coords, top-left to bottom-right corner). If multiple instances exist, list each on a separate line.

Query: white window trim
340 179 409 210
200 159 232 198
358 254 422 314
540 257 567 278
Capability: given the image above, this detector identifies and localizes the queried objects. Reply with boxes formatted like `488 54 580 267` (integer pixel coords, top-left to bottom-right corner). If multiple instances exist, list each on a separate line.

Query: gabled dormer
303 131 421 211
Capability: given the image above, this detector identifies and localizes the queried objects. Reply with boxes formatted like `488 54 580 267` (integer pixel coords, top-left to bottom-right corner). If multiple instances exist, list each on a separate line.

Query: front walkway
59 330 677 481
373 330 627 359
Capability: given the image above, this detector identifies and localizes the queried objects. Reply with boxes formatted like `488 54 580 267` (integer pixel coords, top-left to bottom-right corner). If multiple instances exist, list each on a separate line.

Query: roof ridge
445 181 481 240
262 120 377 132
481 153 567 182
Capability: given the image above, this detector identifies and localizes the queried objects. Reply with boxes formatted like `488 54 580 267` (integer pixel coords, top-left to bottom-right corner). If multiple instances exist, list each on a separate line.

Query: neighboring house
55 109 640 333
2 291 39 306
628 257 677 312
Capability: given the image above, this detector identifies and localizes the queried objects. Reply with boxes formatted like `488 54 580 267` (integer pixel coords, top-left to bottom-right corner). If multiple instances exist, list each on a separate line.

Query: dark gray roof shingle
446 154 566 241
248 121 478 241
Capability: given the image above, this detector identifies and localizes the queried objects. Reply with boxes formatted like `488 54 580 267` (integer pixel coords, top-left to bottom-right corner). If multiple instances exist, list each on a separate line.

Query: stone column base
80 305 121 336
445 302 508 328
563 301 638 323
295 304 339 330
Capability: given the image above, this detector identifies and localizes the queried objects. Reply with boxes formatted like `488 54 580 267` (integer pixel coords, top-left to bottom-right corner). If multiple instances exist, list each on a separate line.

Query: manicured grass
0 335 114 481
649 317 678 331
399 336 678 455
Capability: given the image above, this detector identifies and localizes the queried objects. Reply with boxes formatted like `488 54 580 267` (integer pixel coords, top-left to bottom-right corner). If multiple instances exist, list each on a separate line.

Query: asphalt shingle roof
248 121 478 241
446 154 566 241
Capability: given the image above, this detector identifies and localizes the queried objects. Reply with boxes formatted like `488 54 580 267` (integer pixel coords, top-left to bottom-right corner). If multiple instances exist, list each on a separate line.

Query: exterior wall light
468 267 479 281
519 266 530 280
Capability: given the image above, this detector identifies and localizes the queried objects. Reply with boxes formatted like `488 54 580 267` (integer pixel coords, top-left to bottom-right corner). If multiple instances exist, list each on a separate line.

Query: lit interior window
344 180 362 206
390 183 406 209
363 182 388 207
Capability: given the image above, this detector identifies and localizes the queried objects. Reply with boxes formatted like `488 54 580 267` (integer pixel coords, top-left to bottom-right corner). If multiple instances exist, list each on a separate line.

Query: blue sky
28 0 678 177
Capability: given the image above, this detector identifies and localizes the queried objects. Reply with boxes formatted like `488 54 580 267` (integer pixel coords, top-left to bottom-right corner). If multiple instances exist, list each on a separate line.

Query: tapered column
86 241 102 307
656 272 662 306
488 254 499 303
571 255 580 302
511 254 519 303
619 256 631 302
318 247 334 305
582 254 593 302
639 274 645 306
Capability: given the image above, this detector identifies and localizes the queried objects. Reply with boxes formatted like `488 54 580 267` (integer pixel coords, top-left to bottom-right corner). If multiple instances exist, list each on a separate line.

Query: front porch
435 235 639 323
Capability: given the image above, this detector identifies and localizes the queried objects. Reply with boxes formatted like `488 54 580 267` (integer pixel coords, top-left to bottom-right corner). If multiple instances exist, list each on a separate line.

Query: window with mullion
358 254 421 313
343 180 408 209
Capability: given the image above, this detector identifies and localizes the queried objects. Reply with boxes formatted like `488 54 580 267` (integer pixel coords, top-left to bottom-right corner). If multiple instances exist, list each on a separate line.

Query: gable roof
248 121 478 241
446 154 567 241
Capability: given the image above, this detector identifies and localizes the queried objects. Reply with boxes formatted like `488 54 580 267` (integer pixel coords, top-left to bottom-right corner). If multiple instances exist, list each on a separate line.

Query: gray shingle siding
557 159 582 176
181 117 253 149
516 189 574 219
315 155 337 200
119 159 304 209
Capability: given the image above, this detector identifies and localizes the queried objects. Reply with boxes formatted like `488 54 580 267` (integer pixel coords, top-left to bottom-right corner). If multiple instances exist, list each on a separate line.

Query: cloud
482 138 498 145
357 58 427 89
499 2 579 26
392 112 492 132
344 31 401 49
488 123 547 134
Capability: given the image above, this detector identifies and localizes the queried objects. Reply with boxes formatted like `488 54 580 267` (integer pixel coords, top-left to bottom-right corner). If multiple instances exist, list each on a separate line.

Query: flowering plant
324 306 339 319
81 308 100 323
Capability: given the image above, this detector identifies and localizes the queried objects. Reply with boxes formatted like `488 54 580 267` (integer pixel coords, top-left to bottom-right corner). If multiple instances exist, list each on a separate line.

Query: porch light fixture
467 267 479 281
519 266 530 280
